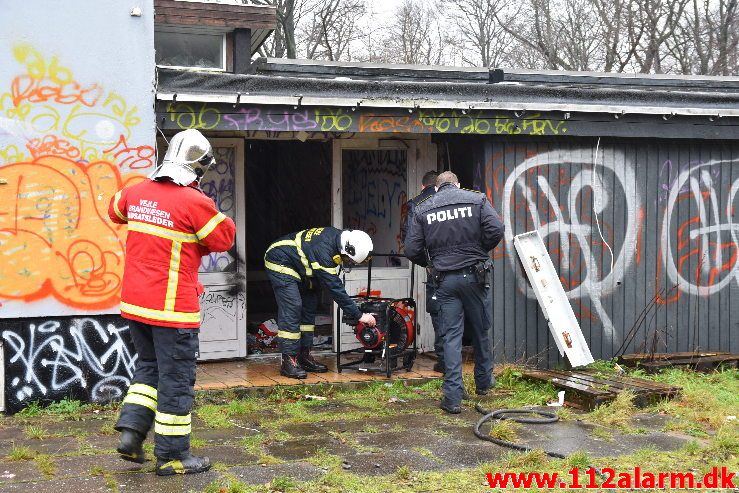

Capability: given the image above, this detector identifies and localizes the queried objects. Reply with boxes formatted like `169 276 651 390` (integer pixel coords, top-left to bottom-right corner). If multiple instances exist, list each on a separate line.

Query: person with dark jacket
405 171 504 414
265 227 377 378
400 170 445 373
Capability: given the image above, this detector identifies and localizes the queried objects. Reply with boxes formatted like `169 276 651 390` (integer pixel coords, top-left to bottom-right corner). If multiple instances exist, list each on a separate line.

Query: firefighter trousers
266 270 318 356
115 320 200 460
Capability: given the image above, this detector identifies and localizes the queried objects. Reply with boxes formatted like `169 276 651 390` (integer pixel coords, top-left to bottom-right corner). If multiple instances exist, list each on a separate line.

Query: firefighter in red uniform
109 129 236 476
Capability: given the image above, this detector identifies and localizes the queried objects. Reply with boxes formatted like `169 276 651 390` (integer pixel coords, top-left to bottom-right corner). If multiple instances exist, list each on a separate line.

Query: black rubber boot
476 376 497 396
280 354 307 379
117 428 146 464
297 348 328 373
433 361 446 374
439 397 461 414
156 454 211 476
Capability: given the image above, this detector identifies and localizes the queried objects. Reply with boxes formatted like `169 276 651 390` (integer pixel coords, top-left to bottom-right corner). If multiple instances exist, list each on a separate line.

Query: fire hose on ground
473 402 609 480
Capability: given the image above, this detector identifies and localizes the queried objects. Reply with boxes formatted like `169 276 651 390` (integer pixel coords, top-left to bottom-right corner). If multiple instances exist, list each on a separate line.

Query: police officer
405 171 504 414
109 129 236 475
400 170 445 374
265 227 377 379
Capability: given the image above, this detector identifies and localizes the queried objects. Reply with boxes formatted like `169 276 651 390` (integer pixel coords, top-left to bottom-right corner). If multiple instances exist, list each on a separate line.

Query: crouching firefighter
109 129 236 475
265 227 377 378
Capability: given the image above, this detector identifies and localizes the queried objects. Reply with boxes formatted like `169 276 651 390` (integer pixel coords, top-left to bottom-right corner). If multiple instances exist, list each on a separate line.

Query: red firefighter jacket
108 179 236 328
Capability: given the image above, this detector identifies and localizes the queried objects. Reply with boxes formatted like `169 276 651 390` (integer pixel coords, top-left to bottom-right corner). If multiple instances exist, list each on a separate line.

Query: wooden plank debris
618 352 739 373
521 368 681 411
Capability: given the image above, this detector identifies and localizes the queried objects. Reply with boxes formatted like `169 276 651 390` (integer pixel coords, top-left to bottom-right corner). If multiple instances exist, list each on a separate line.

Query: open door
197 138 246 359
332 138 418 351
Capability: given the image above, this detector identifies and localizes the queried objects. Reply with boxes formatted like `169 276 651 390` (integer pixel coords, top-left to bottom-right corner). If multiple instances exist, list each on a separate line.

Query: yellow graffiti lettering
316 108 353 132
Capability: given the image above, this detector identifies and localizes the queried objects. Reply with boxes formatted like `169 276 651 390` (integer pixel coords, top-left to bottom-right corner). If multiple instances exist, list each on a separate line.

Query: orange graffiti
103 135 156 170
0 156 145 309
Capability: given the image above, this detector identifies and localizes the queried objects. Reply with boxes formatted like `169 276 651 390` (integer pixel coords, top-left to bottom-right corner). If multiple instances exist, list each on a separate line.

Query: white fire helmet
150 129 215 186
340 230 373 264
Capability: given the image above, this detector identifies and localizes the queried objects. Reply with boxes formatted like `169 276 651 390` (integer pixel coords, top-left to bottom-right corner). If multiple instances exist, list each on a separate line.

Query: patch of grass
16 401 43 417
412 447 438 462
202 476 254 493
567 451 592 469
361 424 380 433
210 462 231 472
680 439 703 456
103 472 119 493
7 445 37 461
554 407 576 421
487 368 558 408
77 436 97 455
505 449 549 470
306 448 343 469
488 419 521 442
35 454 56 478
585 391 636 430
98 423 117 436
591 426 614 441
190 436 206 448
663 419 710 438
648 368 739 431
90 465 106 476
257 453 283 465
196 404 234 429
46 398 84 418
270 476 296 492
707 425 739 460
395 464 413 480
240 433 266 454
24 425 49 439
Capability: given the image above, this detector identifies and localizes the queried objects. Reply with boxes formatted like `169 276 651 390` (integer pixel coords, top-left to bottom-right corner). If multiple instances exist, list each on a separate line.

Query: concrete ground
0 363 736 493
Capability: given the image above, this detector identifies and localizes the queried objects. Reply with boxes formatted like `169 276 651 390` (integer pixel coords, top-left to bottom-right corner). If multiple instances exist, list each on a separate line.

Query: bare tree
667 0 738 74
377 0 448 65
446 0 510 67
496 0 601 70
249 0 318 58
301 0 367 61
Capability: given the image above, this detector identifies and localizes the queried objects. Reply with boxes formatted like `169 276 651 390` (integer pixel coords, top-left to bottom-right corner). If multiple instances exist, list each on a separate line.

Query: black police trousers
435 268 493 406
267 270 318 356
425 275 443 366
115 320 200 460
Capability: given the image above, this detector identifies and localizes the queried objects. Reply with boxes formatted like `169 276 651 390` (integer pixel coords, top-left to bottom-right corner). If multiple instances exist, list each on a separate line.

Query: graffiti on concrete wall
486 143 739 360
199 145 237 273
0 44 151 316
2 316 136 412
162 102 569 136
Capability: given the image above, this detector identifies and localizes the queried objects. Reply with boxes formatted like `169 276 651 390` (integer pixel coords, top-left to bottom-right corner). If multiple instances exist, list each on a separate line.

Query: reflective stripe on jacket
265 227 362 320
108 180 236 328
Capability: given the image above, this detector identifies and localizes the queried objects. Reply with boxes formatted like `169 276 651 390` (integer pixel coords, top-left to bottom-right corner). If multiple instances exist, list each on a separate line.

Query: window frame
155 26 228 72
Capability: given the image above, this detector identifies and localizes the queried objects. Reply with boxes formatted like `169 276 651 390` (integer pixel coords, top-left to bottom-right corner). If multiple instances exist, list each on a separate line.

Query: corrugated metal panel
483 138 739 367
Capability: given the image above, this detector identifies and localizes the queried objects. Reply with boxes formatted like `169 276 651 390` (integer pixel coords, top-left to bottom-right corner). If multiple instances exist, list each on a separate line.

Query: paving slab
0 476 110 492
227 462 324 485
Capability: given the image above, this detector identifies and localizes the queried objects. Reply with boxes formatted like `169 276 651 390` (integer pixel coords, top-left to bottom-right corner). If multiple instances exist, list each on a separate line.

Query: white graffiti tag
502 149 641 341
2 318 137 403
661 159 739 297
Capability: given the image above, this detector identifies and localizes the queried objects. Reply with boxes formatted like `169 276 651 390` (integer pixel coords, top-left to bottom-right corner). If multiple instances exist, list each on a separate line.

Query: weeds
8 445 37 461
35 454 56 478
24 425 49 440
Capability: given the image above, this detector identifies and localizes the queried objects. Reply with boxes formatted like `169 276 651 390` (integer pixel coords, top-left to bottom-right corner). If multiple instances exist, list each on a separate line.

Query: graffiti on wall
486 144 739 357
199 146 237 273
498 149 641 341
163 102 569 136
0 45 151 315
658 159 739 302
2 316 137 412
343 150 408 263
